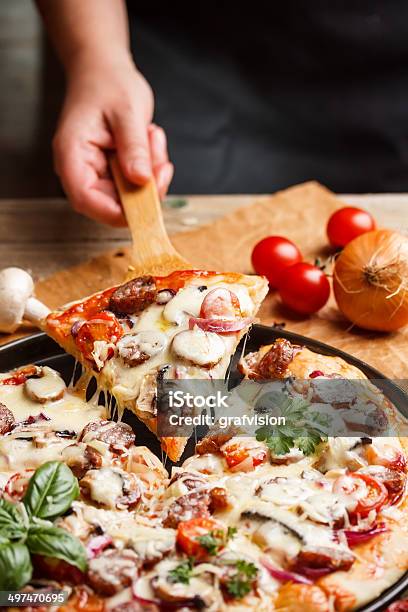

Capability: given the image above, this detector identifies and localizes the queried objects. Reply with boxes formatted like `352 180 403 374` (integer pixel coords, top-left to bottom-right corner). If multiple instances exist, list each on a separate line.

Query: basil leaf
0 498 26 540
0 542 32 590
23 461 79 520
27 526 87 572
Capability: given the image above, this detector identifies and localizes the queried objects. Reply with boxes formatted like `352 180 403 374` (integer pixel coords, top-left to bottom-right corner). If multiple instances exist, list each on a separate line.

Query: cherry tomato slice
4 469 34 501
177 517 223 558
333 472 388 517
327 207 376 248
365 444 407 472
74 311 122 363
222 441 267 471
1 365 39 386
200 288 241 319
251 236 302 289
278 262 330 315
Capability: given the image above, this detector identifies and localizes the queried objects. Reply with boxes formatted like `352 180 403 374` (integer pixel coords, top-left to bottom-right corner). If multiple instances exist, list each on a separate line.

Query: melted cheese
0 379 106 433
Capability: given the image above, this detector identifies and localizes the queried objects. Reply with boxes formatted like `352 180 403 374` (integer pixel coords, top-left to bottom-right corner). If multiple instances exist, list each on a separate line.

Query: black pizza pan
0 326 407 611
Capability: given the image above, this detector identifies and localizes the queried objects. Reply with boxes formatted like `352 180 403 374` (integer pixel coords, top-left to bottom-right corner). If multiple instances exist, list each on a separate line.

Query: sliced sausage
195 432 233 455
109 276 157 315
79 420 135 452
87 548 141 596
0 402 14 434
61 443 102 479
163 490 211 528
292 546 355 573
209 486 230 511
257 338 296 379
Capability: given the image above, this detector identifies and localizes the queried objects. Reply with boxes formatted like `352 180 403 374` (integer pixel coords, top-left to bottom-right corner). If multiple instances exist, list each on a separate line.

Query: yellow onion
333 229 408 332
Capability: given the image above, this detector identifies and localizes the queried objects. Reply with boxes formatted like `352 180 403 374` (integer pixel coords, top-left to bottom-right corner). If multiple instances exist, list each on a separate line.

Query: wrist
64 47 135 83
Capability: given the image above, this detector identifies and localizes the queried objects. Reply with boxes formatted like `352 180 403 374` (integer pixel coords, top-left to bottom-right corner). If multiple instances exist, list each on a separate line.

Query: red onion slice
86 534 113 559
131 581 160 607
189 317 253 333
343 523 389 546
261 557 313 585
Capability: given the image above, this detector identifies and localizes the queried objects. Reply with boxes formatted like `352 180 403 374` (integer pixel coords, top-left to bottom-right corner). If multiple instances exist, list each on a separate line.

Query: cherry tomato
74 311 122 363
327 207 376 248
251 236 302 289
333 473 388 517
278 263 330 314
176 517 223 558
365 444 407 472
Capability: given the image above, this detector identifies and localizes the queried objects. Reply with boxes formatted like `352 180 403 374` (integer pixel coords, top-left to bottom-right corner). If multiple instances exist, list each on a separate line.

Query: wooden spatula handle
110 154 182 272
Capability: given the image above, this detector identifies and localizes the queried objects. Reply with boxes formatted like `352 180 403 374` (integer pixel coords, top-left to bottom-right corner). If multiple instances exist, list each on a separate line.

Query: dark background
0 0 63 198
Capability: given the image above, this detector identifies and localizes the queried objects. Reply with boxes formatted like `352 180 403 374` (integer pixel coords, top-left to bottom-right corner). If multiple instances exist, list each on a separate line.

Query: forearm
35 0 131 75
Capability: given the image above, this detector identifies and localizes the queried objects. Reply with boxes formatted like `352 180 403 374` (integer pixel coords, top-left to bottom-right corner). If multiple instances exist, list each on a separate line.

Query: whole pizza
0 270 407 611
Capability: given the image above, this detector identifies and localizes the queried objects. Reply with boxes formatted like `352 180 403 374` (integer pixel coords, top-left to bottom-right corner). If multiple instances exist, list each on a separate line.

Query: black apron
127 1 408 194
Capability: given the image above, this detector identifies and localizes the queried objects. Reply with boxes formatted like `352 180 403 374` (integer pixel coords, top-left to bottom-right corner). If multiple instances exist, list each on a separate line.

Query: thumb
110 108 152 185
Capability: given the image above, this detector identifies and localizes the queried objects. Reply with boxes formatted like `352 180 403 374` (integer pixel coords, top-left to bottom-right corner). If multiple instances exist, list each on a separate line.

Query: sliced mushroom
172 328 225 368
117 331 167 367
80 467 141 510
151 559 219 608
156 289 176 305
242 507 303 564
125 526 176 562
24 366 66 403
315 437 367 473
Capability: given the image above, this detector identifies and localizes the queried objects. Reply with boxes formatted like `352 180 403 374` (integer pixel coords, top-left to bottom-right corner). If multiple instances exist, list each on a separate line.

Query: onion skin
333 229 408 332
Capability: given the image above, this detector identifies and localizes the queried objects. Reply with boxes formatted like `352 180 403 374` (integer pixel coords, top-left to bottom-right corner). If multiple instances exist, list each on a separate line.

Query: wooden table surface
0 192 407 280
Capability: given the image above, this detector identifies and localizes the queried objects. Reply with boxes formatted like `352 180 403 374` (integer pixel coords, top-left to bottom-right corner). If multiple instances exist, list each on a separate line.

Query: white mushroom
0 268 50 333
172 328 225 367
117 330 167 366
24 366 66 403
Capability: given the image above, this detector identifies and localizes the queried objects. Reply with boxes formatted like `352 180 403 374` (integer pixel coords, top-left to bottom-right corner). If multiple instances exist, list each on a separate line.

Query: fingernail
152 128 167 156
130 159 151 180
158 163 174 190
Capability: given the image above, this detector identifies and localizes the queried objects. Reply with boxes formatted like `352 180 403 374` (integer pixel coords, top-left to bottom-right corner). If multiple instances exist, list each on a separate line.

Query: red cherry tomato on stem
251 236 302 288
278 263 330 314
327 207 376 248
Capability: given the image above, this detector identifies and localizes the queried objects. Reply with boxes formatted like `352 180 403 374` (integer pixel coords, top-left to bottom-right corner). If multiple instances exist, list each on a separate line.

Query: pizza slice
43 270 268 461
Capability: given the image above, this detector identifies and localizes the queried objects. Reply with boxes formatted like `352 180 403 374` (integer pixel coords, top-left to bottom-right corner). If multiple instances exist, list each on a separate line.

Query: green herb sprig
168 557 195 584
0 461 86 590
226 559 258 599
197 526 237 556
255 391 330 456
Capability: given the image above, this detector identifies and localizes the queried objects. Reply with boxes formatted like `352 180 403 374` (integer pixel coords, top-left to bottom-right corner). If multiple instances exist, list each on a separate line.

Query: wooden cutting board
6 181 408 379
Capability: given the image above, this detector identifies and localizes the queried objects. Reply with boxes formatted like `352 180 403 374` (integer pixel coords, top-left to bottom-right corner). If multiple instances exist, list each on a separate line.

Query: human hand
53 55 173 226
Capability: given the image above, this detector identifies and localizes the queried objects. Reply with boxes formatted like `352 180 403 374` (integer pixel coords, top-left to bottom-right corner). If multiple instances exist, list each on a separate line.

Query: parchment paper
25 181 408 378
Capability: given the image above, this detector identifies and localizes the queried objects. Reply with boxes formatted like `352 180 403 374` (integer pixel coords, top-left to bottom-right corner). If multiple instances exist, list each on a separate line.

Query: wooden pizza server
0 156 191 336
109 155 190 278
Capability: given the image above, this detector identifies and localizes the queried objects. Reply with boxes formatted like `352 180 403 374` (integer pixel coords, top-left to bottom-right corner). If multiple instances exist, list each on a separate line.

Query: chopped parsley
255 391 330 456
197 526 237 555
168 557 195 584
225 560 258 599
